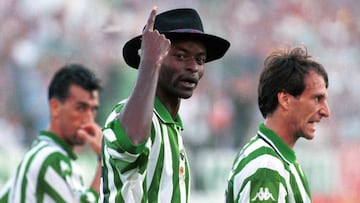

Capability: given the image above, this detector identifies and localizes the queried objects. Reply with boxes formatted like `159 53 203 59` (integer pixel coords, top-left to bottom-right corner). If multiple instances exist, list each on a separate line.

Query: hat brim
123 32 230 69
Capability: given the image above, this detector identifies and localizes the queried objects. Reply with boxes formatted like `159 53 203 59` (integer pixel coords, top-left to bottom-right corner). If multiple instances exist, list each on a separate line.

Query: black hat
123 8 230 69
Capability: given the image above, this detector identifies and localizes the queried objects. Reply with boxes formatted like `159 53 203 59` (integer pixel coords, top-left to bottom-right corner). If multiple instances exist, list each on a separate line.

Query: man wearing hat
100 6 230 203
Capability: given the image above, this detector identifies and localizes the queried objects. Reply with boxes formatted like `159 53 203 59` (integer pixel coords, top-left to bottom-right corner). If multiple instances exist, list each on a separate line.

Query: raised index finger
143 6 157 32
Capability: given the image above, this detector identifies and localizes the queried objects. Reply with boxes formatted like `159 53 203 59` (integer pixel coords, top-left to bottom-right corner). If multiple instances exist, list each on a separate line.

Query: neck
47 121 74 149
264 117 297 148
156 94 181 120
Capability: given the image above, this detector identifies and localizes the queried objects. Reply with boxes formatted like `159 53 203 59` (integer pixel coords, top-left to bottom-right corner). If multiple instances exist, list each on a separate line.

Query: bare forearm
118 7 170 145
119 65 159 144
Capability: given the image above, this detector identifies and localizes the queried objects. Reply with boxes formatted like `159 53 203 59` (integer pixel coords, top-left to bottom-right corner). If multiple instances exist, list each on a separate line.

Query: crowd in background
1 0 360 202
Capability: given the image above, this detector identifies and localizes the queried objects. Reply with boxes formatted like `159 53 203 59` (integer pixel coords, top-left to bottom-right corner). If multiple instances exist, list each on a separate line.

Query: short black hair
258 46 328 118
48 64 101 102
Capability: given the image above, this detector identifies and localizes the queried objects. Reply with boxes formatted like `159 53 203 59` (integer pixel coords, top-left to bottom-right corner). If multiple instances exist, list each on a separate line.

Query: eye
76 103 89 112
76 105 86 112
314 95 323 102
195 56 206 65
175 54 186 61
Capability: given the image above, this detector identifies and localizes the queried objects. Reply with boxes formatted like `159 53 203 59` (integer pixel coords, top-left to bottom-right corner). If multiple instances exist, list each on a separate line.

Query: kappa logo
251 187 275 201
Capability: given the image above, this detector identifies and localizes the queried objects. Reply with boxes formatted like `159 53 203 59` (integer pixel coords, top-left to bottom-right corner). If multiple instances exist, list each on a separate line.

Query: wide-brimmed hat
123 8 230 69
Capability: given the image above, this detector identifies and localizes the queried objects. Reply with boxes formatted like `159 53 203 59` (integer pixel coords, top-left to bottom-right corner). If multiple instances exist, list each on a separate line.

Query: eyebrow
76 100 99 109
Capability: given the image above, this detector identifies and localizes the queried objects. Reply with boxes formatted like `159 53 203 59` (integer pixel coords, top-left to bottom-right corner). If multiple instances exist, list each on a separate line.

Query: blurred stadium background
1 0 360 202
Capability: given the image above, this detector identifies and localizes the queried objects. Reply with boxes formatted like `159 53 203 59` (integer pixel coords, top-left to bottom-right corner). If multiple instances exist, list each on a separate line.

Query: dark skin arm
118 6 171 145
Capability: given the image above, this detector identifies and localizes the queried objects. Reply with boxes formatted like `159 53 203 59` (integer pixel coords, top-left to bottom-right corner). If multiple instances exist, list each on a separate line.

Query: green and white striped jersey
0 131 98 203
226 123 311 203
100 97 190 203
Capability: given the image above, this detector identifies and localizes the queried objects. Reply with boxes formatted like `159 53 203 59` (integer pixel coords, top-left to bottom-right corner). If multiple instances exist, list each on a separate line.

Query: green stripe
19 143 48 203
37 152 69 202
148 142 164 203
290 163 311 202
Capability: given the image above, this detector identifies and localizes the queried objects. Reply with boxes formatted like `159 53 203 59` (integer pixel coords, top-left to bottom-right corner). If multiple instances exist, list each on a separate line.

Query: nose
185 57 200 72
320 101 330 118
83 109 96 123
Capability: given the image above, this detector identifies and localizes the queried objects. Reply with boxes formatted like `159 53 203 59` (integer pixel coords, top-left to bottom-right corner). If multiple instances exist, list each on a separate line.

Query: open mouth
181 81 196 88
307 120 319 131
180 77 198 89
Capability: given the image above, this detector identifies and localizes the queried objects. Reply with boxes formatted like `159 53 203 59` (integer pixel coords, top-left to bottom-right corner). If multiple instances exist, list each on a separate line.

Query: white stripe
44 166 77 202
289 165 311 202
233 154 290 200
103 145 117 203
287 176 296 203
99 176 104 202
105 110 118 126
177 129 186 203
104 128 117 143
158 123 173 203
25 144 68 203
238 182 250 202
146 115 162 190
10 141 48 202
107 147 139 163
232 138 269 173
105 100 127 126
104 143 146 203
42 194 57 203
104 126 141 163
121 171 145 203
244 136 267 153
279 184 288 203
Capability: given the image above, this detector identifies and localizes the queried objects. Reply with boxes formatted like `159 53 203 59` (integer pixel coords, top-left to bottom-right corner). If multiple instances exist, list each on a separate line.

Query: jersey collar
153 97 183 130
39 131 77 160
257 123 296 164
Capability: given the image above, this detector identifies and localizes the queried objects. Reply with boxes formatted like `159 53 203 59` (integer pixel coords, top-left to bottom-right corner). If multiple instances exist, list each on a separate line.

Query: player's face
288 71 330 140
157 40 206 100
57 85 99 146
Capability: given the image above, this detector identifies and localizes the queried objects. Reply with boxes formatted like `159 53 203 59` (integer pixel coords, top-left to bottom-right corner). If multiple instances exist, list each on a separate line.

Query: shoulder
28 143 72 171
104 99 127 127
236 136 280 165
230 136 288 182
239 140 286 174
14 144 72 185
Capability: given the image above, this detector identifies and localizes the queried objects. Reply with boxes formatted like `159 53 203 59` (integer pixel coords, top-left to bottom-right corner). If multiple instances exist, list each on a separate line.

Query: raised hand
139 6 171 69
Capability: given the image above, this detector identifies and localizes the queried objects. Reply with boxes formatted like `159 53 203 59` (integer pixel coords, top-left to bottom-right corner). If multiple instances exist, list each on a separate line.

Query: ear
277 92 290 110
49 98 61 118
